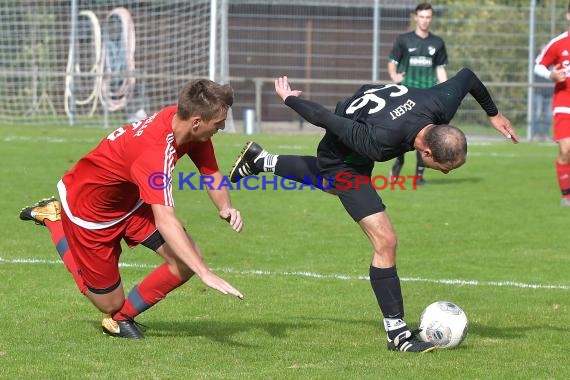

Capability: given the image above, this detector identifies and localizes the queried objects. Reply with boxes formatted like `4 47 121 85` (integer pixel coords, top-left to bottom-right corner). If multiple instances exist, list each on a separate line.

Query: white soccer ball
418 301 468 349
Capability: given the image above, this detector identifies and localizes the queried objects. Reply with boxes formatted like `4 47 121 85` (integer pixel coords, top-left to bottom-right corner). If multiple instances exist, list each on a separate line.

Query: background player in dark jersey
229 68 518 353
387 2 448 185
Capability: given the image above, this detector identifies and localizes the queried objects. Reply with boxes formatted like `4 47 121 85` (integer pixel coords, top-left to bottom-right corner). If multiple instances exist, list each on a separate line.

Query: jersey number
346 84 408 115
106 120 143 141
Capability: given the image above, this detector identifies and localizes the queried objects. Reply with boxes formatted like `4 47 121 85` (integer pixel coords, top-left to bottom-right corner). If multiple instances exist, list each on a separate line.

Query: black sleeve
434 41 448 67
283 96 349 133
284 96 383 160
432 68 498 121
389 35 403 63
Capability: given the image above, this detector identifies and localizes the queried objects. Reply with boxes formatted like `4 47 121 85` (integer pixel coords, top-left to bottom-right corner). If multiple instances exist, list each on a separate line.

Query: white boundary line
1 256 569 291
4 135 554 150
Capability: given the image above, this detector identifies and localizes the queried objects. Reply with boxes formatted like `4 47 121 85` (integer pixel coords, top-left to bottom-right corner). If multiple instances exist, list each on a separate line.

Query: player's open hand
275 76 303 101
219 207 243 232
489 113 519 143
200 271 244 299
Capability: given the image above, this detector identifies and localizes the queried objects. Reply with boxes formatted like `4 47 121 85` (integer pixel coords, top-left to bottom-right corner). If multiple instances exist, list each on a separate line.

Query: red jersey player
20 79 244 339
534 3 570 206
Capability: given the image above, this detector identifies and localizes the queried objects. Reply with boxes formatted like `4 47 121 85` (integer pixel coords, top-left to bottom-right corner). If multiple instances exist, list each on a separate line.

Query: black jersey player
387 2 449 185
229 68 518 353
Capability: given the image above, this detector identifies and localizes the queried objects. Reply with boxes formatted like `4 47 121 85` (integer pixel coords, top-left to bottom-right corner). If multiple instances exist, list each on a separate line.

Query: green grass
0 125 568 379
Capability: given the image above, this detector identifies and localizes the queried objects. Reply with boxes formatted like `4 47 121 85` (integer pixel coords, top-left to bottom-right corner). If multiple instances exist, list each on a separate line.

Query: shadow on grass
421 177 483 186
88 316 567 347
296 316 570 343
468 321 569 339
89 319 315 347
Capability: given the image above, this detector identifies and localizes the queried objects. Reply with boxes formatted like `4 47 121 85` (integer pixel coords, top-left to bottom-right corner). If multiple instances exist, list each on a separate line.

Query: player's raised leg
229 141 270 182
19 197 86 293
229 141 327 189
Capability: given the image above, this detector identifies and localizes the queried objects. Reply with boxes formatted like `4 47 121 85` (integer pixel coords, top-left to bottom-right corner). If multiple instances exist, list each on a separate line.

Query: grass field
0 125 568 379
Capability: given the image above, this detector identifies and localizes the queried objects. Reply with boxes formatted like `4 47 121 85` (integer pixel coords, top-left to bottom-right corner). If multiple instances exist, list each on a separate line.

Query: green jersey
389 31 448 89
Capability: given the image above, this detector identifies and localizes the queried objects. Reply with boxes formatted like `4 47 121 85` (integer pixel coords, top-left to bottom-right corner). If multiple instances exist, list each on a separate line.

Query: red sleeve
130 144 177 207
187 139 219 175
538 43 557 67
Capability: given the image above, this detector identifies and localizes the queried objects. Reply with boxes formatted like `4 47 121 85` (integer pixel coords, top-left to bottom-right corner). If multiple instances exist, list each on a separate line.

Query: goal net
0 0 232 129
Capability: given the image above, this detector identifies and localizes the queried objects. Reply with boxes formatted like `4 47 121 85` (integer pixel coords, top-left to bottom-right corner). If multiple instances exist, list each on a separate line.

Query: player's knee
559 150 570 163
558 138 570 161
381 229 398 253
371 231 397 267
90 296 124 315
359 213 397 252
86 283 125 314
368 226 397 254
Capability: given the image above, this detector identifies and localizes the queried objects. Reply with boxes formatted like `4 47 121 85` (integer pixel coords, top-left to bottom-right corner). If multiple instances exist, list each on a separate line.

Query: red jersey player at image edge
534 2 570 206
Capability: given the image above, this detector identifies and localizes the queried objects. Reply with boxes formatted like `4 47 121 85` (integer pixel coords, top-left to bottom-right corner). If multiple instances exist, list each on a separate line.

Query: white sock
383 318 407 332
260 153 278 173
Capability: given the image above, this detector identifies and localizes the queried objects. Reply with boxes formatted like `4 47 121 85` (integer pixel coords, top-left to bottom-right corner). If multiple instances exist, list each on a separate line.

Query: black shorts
316 132 385 222
328 166 386 222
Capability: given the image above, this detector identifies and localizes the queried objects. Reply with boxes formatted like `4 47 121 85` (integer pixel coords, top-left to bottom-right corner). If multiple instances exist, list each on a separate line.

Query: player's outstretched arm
274 75 382 160
462 68 519 143
274 76 353 133
151 203 244 299
489 113 519 143
438 68 519 144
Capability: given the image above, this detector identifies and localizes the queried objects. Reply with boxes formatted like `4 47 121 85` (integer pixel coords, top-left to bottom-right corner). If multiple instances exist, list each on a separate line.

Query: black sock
274 155 330 189
415 150 425 178
391 155 404 176
369 265 404 319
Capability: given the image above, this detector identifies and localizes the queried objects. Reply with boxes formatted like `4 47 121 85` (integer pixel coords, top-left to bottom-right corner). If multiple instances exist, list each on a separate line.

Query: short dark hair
424 124 467 166
177 79 233 121
415 2 433 13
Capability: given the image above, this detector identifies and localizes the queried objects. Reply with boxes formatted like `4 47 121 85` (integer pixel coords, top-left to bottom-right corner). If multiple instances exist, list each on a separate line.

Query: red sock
44 220 87 294
556 161 570 198
114 263 185 321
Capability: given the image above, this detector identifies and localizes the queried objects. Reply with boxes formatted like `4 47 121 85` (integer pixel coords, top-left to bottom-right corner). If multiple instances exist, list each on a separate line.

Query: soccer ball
418 301 468 349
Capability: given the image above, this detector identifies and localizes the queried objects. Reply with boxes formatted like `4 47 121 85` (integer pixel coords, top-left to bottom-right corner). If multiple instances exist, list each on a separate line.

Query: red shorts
61 203 157 293
553 114 570 141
